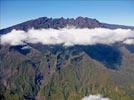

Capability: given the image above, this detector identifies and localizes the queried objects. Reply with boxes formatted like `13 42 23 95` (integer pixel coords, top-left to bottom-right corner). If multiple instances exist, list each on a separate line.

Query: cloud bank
123 38 134 45
0 28 134 46
82 94 110 100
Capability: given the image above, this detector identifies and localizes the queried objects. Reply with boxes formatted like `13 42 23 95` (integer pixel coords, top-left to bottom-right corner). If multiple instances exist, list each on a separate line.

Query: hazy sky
0 0 134 29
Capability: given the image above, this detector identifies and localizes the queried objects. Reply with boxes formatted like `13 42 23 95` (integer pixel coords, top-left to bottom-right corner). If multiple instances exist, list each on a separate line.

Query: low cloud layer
123 38 134 45
82 94 110 100
0 28 134 46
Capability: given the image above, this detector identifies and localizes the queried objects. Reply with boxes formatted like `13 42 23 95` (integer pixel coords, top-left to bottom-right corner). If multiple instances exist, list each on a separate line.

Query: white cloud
0 28 134 46
82 94 110 100
123 38 134 45
0 30 27 45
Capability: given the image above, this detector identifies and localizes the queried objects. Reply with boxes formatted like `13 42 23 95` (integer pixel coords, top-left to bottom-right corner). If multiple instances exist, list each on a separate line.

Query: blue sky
0 0 134 29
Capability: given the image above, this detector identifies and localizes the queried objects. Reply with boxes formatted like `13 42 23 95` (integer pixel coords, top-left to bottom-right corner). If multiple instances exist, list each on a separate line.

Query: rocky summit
0 17 134 34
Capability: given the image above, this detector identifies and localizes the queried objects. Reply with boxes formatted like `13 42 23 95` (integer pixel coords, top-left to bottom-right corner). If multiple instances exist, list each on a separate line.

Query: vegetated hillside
0 17 134 100
0 16 134 34
0 43 134 100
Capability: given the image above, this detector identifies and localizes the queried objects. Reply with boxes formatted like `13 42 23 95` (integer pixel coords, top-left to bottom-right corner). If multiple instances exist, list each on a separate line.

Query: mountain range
1 16 134 34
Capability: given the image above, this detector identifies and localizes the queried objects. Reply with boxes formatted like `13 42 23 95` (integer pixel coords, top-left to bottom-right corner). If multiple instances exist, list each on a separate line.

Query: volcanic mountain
0 17 134 100
0 16 134 34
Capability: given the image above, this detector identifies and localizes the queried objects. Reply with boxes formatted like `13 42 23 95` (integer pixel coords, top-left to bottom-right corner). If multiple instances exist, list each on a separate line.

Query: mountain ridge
0 16 134 34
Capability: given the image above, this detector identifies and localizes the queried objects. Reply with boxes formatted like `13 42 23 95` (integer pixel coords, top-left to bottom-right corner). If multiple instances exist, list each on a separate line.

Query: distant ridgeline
0 16 134 34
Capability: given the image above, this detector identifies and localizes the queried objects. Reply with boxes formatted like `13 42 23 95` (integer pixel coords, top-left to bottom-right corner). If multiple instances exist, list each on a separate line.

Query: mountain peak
0 17 134 34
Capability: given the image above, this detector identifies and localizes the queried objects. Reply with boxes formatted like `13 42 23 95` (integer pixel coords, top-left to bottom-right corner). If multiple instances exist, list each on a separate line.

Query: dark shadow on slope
28 43 65 54
28 43 122 69
9 45 31 55
35 72 44 85
72 44 122 69
125 45 134 53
